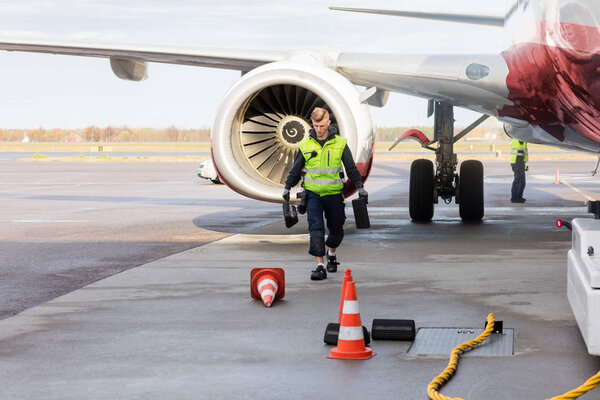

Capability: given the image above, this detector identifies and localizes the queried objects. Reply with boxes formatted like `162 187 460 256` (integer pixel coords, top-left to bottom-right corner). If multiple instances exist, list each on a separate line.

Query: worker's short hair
311 107 329 123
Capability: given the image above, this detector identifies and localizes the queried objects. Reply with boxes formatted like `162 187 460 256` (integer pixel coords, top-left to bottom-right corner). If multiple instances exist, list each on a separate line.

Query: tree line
0 126 210 142
0 125 503 142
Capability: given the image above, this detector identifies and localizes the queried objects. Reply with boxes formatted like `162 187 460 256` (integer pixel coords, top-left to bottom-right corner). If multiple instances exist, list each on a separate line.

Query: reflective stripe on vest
298 135 347 196
304 176 345 186
303 167 344 175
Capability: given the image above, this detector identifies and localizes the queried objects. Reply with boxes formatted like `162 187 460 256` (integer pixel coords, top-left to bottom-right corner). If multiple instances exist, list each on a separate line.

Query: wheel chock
323 323 371 345
371 319 416 341
250 268 285 307
352 197 370 229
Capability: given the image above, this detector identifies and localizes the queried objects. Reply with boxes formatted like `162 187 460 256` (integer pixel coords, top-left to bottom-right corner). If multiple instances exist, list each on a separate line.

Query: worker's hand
358 188 368 204
525 165 529 171
282 188 290 202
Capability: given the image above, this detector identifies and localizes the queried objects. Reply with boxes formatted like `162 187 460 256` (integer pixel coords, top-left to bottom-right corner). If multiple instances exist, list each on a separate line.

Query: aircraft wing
329 7 505 27
0 39 288 72
0 39 508 116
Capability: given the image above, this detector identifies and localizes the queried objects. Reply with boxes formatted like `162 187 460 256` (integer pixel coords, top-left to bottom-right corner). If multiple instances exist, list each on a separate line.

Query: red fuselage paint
500 18 600 144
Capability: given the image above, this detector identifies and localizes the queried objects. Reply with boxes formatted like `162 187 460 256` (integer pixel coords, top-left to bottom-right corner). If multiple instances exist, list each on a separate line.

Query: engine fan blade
267 148 293 184
255 144 284 175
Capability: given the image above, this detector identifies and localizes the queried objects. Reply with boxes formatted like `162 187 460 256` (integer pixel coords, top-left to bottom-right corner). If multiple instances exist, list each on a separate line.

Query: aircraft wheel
459 160 484 221
409 159 434 221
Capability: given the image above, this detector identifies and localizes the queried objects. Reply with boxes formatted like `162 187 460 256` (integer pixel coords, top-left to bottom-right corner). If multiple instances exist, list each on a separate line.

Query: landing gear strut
408 101 487 221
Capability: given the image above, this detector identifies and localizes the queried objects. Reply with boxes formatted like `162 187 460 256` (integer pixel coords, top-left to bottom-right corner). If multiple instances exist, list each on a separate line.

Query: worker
282 107 368 280
510 138 528 203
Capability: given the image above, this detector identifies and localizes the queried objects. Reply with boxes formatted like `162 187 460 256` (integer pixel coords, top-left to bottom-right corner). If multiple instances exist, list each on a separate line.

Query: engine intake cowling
211 57 374 203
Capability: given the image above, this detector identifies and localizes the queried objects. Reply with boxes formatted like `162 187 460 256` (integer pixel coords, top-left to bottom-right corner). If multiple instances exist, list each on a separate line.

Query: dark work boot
326 254 339 273
311 265 327 281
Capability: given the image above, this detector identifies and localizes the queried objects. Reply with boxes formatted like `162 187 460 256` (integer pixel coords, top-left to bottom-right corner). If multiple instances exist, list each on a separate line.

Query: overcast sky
0 1 506 129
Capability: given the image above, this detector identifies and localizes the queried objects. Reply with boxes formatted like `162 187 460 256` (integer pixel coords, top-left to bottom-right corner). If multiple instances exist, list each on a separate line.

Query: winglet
330 7 504 27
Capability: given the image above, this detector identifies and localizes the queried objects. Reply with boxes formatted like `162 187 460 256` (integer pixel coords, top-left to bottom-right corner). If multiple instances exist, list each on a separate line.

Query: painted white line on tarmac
12 219 88 223
532 174 600 182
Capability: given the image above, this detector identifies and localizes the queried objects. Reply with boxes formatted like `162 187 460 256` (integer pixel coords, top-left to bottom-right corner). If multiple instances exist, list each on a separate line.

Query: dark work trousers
511 162 526 200
305 190 346 257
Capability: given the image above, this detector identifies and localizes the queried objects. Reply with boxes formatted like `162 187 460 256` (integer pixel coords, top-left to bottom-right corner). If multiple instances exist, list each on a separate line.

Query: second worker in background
510 138 528 203
282 107 368 281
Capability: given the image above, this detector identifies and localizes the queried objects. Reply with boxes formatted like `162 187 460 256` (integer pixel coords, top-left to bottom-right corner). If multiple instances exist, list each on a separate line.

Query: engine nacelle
211 56 375 203
110 58 148 81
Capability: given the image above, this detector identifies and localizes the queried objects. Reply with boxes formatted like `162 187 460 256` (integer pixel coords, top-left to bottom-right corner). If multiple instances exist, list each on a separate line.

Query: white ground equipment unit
567 202 600 356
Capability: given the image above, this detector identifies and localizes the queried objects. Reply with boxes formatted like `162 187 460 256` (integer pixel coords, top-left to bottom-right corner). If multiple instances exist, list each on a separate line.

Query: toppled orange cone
328 280 375 360
250 268 285 307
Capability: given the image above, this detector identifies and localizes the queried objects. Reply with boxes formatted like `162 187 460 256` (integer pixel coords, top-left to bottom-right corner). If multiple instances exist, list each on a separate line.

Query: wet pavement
1 159 599 399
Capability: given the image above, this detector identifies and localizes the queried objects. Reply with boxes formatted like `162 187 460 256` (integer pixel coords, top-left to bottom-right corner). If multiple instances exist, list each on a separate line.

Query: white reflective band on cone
338 326 364 341
258 279 278 293
260 289 275 299
342 300 360 314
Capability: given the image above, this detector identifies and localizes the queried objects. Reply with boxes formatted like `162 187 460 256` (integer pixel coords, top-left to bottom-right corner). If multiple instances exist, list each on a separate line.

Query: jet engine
211 55 375 203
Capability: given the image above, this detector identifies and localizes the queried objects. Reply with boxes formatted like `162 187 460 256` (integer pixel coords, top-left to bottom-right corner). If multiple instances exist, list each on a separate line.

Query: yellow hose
546 371 600 400
427 313 496 400
426 313 600 400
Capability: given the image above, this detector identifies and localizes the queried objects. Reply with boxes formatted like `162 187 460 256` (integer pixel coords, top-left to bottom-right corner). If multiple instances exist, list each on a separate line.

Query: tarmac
1 159 600 399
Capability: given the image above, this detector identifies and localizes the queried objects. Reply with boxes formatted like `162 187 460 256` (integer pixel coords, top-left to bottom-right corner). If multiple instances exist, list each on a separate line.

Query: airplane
0 0 598 223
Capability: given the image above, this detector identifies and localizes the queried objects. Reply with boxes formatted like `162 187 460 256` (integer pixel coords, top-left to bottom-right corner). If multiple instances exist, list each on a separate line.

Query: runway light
556 219 572 231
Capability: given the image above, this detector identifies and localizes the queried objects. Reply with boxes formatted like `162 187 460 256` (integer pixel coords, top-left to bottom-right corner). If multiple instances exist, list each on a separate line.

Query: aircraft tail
329 7 504 27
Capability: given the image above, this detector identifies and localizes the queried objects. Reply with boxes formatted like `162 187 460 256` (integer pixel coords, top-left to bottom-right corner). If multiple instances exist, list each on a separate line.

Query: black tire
211 178 222 184
459 160 484 221
409 159 434 221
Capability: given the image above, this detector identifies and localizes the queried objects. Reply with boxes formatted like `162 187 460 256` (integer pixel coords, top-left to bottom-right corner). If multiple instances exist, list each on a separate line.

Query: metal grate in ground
408 328 514 356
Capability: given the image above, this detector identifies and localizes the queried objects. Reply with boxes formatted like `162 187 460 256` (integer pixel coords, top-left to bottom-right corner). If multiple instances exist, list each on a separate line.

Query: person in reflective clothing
510 139 528 203
282 107 367 280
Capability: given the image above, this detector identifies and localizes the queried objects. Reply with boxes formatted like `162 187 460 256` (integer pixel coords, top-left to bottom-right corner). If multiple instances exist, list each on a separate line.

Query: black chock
352 197 370 229
283 203 298 228
371 319 416 341
323 322 370 345
484 320 504 334
297 190 307 214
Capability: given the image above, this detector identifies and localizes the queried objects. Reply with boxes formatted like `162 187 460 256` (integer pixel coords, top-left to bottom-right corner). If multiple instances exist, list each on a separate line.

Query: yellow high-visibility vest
298 135 346 196
510 139 528 163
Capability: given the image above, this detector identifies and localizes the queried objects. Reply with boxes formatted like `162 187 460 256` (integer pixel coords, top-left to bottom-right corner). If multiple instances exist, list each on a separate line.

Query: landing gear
408 101 488 221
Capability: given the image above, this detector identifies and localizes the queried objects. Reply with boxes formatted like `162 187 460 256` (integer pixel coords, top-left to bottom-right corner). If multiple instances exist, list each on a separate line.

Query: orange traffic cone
338 269 353 323
328 280 375 360
554 169 561 184
250 268 285 307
